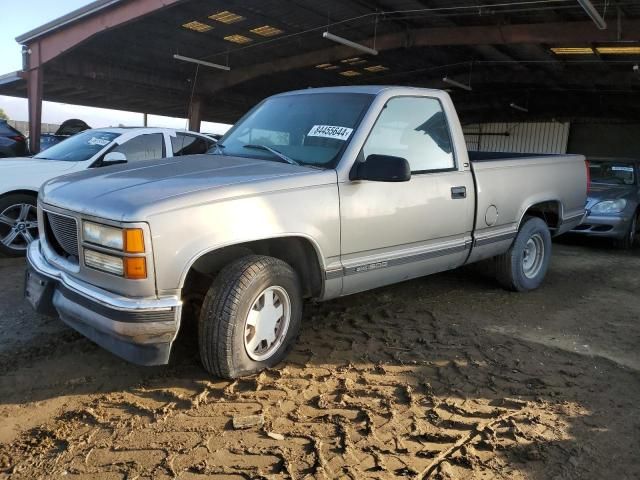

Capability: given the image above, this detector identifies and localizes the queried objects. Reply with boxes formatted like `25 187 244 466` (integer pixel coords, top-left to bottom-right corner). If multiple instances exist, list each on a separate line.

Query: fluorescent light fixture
251 25 284 37
339 70 362 77
550 47 595 55
173 54 230 71
209 11 245 24
322 32 378 56
223 34 252 44
365 65 389 72
341 57 367 65
510 102 529 113
182 21 213 32
596 46 640 54
316 63 333 69
577 0 607 30
443 76 472 91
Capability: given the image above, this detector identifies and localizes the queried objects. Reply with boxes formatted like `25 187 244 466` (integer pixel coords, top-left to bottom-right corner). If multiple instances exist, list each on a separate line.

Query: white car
0 127 216 256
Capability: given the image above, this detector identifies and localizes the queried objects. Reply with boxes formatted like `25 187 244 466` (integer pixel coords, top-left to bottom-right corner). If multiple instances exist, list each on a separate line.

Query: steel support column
188 97 202 132
27 43 43 153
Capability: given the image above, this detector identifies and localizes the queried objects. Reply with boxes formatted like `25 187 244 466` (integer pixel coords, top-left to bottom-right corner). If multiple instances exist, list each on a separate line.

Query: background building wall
464 122 570 154
7 120 59 136
567 123 640 158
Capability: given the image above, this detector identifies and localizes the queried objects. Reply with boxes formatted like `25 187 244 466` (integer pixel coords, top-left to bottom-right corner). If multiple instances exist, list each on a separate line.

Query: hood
42 154 334 221
0 157 77 173
0 158 78 192
586 183 635 209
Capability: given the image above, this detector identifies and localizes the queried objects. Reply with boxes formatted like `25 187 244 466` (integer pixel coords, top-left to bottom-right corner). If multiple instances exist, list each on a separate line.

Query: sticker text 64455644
307 125 354 141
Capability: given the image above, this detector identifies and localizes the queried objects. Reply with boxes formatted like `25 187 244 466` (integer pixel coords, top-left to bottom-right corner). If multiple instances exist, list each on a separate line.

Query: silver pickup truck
24 86 587 378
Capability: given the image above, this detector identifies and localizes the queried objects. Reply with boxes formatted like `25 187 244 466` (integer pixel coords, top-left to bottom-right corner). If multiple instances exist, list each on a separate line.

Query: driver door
339 96 475 295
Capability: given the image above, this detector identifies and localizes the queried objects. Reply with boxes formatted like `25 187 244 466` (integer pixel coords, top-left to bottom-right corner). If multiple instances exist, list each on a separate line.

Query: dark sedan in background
573 157 640 249
39 118 91 151
0 121 28 158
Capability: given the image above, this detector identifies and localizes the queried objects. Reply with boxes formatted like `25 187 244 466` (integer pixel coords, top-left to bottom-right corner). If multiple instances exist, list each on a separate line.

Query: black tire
495 217 552 292
613 212 638 250
0 193 38 257
198 255 302 379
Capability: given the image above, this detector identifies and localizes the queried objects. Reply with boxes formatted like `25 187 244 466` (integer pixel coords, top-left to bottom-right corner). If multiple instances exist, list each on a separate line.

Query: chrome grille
45 212 79 257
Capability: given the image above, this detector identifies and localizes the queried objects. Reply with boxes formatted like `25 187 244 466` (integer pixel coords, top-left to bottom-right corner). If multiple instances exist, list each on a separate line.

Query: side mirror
351 154 411 182
102 151 127 166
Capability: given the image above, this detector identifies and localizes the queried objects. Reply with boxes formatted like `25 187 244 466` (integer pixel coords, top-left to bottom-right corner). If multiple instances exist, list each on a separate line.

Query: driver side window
111 133 164 163
362 97 455 173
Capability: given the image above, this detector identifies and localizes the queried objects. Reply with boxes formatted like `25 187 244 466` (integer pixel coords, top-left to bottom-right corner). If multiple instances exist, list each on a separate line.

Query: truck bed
468 151 568 161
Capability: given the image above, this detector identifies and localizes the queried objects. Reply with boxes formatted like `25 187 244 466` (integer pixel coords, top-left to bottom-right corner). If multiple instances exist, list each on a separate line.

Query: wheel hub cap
522 233 545 279
0 203 38 251
244 286 291 361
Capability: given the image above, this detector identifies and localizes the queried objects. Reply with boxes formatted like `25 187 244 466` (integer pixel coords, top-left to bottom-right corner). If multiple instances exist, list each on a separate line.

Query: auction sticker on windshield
612 166 634 172
88 137 111 146
308 125 354 141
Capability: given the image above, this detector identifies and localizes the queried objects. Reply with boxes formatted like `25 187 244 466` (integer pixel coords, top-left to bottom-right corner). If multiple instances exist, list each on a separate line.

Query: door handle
451 186 467 199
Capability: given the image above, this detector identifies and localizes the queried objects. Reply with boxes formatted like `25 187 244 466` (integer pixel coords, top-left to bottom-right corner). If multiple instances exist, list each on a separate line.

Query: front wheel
613 213 638 250
495 217 552 292
0 193 38 257
198 255 302 379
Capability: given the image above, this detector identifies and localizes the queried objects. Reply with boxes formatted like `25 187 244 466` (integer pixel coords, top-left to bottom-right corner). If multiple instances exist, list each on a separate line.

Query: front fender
149 183 341 295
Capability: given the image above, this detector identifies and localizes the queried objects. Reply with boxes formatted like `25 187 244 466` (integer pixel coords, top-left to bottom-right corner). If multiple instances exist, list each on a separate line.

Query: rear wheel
495 216 552 292
0 193 38 257
613 213 638 250
198 255 302 379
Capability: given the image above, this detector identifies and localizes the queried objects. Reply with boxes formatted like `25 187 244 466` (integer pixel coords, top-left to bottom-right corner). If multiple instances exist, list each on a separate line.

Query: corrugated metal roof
15 0 125 44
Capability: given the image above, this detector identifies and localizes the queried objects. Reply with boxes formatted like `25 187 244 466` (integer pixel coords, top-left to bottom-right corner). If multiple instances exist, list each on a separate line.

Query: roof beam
204 18 640 94
22 0 183 70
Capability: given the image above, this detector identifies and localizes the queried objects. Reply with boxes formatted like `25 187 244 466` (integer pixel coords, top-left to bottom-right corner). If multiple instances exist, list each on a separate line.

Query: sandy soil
0 238 639 479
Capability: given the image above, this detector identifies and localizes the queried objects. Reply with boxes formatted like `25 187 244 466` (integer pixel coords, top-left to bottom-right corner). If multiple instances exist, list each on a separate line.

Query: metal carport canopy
2 0 640 151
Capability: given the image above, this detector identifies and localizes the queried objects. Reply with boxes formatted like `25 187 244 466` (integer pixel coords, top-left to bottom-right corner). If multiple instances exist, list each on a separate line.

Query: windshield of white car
33 131 120 162
589 161 636 186
215 92 374 169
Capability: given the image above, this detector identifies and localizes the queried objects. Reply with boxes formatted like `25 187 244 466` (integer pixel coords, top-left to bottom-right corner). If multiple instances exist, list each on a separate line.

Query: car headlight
84 249 124 276
82 221 147 279
83 221 145 253
83 221 124 250
590 199 627 215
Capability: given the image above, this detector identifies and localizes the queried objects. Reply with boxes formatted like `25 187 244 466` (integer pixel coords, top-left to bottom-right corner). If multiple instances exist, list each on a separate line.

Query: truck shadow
1 252 639 478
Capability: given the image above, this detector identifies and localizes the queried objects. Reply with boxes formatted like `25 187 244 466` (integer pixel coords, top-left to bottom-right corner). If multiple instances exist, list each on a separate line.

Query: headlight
83 221 123 250
83 221 145 253
84 249 124 276
591 199 627 215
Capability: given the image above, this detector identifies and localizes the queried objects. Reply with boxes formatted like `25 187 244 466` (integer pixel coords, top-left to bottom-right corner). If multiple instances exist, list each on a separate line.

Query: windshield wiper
242 144 300 166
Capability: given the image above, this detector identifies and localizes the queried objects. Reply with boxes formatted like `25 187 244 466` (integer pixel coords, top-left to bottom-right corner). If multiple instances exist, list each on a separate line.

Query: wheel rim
629 216 637 245
244 286 291 361
522 233 545 279
0 203 38 252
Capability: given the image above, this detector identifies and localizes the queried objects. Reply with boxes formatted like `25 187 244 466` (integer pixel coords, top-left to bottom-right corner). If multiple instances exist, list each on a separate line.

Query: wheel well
0 190 38 201
182 237 324 302
522 201 561 230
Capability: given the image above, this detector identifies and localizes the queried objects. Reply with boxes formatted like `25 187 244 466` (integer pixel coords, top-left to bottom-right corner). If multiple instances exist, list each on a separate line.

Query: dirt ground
0 237 639 480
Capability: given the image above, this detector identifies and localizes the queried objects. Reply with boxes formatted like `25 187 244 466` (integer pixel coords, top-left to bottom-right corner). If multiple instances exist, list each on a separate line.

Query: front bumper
25 240 182 365
571 214 631 239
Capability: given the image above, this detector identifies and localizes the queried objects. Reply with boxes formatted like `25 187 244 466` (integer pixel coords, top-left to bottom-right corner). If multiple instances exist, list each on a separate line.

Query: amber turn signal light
124 257 147 279
124 228 145 253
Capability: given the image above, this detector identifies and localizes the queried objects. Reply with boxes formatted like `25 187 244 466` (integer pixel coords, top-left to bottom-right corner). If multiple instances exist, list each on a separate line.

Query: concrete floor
1 238 639 479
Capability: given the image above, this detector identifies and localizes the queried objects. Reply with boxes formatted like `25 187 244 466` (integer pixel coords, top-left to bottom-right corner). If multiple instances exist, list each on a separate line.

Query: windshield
217 92 374 168
589 161 635 186
34 130 120 162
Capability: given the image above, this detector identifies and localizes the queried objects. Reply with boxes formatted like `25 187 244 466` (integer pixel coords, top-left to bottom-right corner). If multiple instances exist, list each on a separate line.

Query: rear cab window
171 134 213 156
